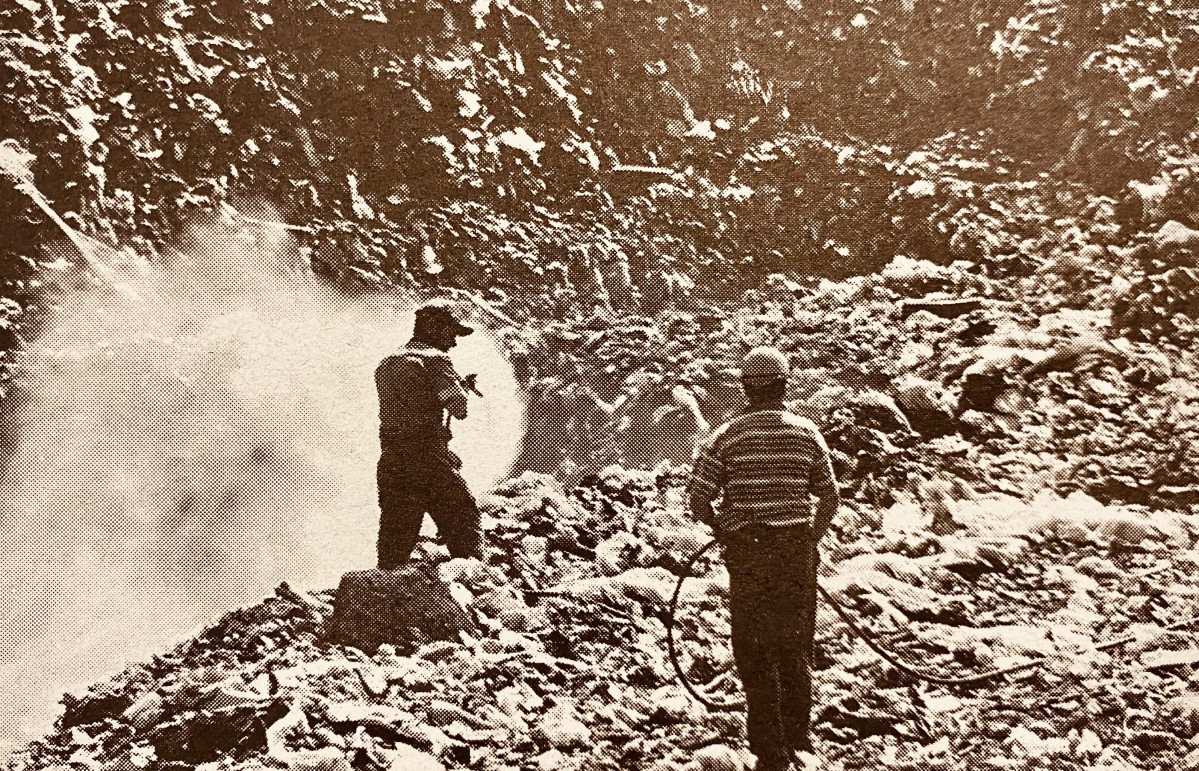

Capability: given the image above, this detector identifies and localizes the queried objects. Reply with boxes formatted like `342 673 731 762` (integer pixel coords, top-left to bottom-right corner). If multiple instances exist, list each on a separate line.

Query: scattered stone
533 702 591 750
383 743 446 771
694 743 748 771
329 567 476 654
1142 648 1199 670
1075 556 1122 579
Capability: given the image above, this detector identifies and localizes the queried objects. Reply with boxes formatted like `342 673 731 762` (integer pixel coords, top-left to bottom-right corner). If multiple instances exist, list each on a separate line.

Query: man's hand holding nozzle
462 373 482 397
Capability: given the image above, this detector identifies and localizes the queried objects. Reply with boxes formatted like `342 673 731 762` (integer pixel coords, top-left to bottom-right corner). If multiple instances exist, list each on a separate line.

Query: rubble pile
11 470 1199 771
4 0 1198 321
3 0 1199 768
1114 266 1199 347
506 249 1199 511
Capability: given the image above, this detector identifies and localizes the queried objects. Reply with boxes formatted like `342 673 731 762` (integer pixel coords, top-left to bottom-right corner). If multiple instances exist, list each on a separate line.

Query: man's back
689 408 837 533
376 347 445 451
684 348 839 771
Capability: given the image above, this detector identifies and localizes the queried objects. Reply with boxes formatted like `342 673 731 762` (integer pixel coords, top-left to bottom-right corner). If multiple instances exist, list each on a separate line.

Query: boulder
848 390 912 434
384 744 445 771
557 567 676 607
533 702 591 749
899 296 985 320
151 701 289 764
329 567 476 654
955 348 1035 414
694 744 748 771
892 376 956 437
595 531 650 576
265 704 351 771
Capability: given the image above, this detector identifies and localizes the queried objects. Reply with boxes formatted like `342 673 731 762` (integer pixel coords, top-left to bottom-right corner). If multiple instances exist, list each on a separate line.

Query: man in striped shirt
687 346 840 771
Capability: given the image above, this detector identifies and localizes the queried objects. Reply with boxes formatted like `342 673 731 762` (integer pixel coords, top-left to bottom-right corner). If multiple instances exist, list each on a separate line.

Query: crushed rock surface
9 469 1199 771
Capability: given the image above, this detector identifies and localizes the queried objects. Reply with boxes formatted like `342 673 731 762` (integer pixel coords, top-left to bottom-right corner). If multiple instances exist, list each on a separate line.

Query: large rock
694 744 749 771
329 567 476 654
533 701 591 750
892 376 956 437
151 701 289 764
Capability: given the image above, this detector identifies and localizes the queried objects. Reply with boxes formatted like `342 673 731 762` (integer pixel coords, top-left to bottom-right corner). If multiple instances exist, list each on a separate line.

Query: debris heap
12 469 1199 771
506 247 1199 513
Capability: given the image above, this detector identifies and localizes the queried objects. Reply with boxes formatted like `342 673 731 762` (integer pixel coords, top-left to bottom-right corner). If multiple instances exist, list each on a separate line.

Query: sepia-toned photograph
2 0 1199 769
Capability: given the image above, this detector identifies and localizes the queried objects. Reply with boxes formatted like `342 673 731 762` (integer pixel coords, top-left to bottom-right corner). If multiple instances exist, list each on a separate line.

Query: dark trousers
722 523 819 768
377 450 481 568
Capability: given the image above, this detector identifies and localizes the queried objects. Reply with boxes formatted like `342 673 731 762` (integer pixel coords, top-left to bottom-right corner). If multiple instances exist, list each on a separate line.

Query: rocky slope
4 0 1199 768
7 469 1199 771
508 251 1199 509
4 0 1199 315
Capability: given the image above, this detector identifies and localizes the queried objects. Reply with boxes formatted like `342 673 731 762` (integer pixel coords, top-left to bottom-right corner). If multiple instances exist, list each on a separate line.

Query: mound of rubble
6 0 1199 334
11 469 1199 771
505 245 1199 514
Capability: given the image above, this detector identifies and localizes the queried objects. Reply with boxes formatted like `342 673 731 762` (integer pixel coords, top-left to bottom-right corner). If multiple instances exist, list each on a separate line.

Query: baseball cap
415 299 474 337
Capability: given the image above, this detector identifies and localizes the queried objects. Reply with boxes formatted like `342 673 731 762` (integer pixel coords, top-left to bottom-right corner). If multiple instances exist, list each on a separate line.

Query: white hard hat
740 347 790 380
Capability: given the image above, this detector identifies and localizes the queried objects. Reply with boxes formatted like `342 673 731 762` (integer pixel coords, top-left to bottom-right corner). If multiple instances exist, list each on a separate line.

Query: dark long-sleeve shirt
376 341 469 465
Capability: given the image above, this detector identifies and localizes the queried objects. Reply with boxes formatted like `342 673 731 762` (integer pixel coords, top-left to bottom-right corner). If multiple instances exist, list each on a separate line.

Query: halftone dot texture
4 0 1199 760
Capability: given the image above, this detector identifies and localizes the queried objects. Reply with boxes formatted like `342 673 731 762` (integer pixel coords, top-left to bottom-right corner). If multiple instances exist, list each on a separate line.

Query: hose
667 538 1199 710
665 539 739 711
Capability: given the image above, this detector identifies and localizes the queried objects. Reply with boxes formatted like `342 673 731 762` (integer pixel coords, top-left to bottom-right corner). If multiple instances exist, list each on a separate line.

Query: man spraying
686 346 840 771
375 299 482 568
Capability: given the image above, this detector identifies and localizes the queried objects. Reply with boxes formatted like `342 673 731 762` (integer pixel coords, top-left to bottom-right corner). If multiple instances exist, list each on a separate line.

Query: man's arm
810 434 840 540
686 441 725 530
424 355 469 420
689 488 717 529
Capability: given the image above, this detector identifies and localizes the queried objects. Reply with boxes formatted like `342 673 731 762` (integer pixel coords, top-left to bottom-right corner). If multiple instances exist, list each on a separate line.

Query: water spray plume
0 207 525 745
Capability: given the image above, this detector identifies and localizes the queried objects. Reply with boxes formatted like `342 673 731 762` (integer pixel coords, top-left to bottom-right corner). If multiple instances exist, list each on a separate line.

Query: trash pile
504 246 1199 512
10 467 1199 771
5 0 1198 315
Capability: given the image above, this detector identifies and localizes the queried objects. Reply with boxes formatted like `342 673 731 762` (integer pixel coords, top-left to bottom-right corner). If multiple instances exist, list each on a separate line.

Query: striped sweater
687 407 838 532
